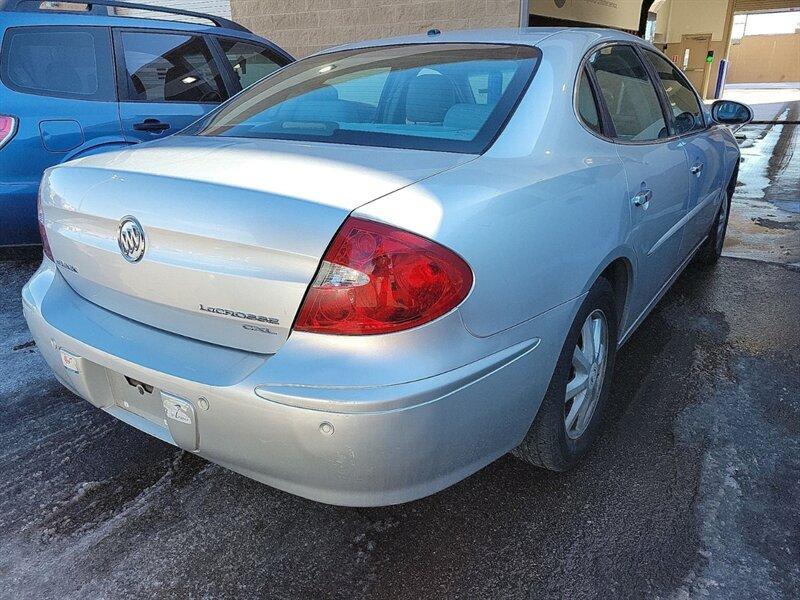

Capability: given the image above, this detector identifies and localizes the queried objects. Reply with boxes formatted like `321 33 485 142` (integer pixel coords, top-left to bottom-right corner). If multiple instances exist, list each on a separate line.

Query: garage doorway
722 5 800 124
676 33 712 93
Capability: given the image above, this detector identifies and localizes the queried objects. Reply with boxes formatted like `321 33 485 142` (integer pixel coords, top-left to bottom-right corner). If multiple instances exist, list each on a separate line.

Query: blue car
0 0 292 246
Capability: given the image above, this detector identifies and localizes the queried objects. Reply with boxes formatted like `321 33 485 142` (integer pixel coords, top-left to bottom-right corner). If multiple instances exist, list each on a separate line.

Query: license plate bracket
107 371 165 427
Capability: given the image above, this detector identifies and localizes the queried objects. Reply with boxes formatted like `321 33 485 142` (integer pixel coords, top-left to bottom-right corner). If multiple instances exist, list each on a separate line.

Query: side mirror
711 100 753 126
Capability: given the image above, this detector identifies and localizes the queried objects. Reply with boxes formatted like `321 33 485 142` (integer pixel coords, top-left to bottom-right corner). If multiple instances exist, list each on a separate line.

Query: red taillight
0 115 17 149
294 217 473 335
37 190 53 260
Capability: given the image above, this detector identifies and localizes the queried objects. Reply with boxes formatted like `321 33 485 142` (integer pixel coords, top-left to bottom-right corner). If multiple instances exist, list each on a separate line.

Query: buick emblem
117 216 146 263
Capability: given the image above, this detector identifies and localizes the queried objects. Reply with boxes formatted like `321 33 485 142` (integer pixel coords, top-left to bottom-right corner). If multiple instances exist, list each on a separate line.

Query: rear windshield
190 43 540 153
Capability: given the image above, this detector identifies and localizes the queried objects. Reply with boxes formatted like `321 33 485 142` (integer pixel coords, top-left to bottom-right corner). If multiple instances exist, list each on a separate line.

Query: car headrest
274 100 369 124
443 103 493 131
306 85 339 101
406 73 456 124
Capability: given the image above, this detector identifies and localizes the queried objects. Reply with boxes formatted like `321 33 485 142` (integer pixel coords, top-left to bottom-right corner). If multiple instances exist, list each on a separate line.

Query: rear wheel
513 277 618 471
695 189 731 266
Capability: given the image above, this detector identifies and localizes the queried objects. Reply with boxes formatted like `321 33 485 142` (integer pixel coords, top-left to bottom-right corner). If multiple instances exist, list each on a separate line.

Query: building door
678 34 711 93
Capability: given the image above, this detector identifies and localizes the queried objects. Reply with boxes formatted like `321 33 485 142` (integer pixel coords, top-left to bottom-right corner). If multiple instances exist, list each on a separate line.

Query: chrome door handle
690 163 704 175
632 189 652 207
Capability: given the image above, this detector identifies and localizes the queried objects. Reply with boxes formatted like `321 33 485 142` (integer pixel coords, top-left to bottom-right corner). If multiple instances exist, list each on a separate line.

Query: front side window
0 26 114 100
217 38 285 90
642 50 704 135
587 45 668 142
118 31 227 103
190 44 540 153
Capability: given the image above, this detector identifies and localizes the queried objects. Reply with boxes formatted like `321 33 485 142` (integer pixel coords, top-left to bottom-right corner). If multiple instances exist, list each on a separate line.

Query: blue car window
190 44 540 154
119 31 227 103
0 26 115 101
217 37 285 90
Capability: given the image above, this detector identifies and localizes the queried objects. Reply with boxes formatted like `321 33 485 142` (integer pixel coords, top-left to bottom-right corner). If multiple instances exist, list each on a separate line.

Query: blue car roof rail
1 0 251 32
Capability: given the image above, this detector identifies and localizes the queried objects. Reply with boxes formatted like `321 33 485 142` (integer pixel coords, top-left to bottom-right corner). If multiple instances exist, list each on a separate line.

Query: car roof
0 2 264 44
324 27 644 54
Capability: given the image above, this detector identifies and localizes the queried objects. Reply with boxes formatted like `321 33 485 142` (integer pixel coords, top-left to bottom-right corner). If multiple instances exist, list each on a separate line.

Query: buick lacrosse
23 28 751 505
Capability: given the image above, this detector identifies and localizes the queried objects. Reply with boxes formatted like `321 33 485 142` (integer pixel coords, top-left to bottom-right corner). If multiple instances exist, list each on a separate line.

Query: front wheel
513 277 618 471
694 189 731 266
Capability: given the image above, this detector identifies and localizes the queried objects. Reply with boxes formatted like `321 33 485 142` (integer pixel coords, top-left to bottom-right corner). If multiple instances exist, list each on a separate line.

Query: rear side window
577 69 602 134
0 26 115 100
217 38 285 90
118 31 227 103
642 50 705 135
587 45 668 142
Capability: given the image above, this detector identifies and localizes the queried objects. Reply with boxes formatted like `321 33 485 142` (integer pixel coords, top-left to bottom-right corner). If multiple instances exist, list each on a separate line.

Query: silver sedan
24 27 751 506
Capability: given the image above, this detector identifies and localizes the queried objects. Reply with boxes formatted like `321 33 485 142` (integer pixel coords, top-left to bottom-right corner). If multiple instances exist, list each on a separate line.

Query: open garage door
734 0 799 10
723 3 800 124
725 1 800 265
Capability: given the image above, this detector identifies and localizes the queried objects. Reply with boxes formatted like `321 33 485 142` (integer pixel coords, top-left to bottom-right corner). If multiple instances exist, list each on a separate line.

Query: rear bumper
22 260 571 506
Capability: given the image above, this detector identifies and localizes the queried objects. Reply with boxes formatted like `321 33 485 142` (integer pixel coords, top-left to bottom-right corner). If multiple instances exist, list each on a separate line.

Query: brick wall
230 0 521 58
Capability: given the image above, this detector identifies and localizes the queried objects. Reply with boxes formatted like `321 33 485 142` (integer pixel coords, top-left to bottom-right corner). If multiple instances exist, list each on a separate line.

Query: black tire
694 188 732 266
513 277 618 471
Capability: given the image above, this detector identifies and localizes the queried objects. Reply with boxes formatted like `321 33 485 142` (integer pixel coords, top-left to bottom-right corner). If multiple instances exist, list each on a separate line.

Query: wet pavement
1 127 799 598
724 117 800 265
722 83 800 123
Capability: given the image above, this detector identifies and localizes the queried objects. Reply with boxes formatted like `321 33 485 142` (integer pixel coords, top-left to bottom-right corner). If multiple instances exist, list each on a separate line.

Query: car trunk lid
42 136 473 353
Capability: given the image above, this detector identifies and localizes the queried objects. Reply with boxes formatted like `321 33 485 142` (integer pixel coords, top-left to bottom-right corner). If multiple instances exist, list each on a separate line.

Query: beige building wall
230 0 522 58
529 0 641 31
660 0 732 64
660 0 731 43
727 33 800 83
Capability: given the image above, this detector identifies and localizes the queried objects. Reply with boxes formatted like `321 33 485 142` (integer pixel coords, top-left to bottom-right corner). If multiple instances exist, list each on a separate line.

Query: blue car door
640 49 727 259
0 25 123 246
113 29 232 143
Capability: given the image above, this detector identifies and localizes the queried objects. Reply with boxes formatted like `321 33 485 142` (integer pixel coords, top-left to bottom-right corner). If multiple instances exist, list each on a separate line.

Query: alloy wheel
715 197 729 253
564 309 609 440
